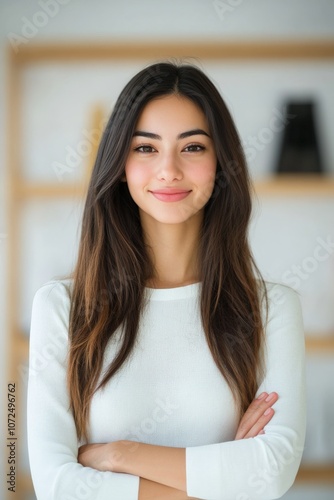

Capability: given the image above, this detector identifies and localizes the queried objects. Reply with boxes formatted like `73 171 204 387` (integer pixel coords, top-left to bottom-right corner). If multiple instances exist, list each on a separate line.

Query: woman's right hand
234 392 278 440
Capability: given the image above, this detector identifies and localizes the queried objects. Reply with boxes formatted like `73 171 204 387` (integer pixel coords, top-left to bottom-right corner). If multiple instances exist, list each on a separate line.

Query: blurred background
0 1 334 499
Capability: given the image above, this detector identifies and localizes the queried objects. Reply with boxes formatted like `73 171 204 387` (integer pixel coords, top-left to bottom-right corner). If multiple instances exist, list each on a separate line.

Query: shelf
296 465 334 483
305 336 334 353
18 472 33 495
254 174 334 196
17 328 334 353
10 40 334 64
15 463 334 494
16 182 88 199
16 332 29 358
9 175 334 200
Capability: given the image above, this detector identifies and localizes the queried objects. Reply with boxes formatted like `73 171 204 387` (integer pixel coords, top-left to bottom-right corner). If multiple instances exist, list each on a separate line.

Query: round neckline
144 281 201 300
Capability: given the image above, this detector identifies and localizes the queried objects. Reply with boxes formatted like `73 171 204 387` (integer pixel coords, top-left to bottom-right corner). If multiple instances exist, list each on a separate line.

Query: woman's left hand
234 391 278 440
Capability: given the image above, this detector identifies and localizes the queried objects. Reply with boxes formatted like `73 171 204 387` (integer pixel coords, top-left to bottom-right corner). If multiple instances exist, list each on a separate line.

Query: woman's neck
141 213 202 289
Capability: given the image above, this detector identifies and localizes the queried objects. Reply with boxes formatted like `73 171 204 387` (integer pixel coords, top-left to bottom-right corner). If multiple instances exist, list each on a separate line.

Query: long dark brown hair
66 61 268 441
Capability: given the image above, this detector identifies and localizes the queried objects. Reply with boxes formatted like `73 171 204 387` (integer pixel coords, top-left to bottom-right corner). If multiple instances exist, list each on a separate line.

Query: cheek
195 162 217 189
125 163 149 188
191 161 217 205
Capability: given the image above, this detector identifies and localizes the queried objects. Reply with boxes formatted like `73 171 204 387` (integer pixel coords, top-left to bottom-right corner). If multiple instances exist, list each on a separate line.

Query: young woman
27 62 306 500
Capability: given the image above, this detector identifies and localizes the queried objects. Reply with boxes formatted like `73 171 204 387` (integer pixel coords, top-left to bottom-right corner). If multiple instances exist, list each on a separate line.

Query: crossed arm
78 391 278 499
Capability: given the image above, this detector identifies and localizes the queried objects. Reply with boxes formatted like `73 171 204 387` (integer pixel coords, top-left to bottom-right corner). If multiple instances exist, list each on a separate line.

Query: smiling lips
149 188 192 202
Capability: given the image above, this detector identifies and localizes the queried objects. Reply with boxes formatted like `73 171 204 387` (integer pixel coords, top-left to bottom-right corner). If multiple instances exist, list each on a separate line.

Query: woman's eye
134 145 156 153
183 144 205 152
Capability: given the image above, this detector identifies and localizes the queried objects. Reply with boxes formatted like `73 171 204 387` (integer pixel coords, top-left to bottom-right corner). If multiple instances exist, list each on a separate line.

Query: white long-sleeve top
27 279 306 500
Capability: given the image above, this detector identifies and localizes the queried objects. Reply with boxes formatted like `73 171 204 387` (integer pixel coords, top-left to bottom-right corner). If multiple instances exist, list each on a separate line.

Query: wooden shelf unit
6 40 334 499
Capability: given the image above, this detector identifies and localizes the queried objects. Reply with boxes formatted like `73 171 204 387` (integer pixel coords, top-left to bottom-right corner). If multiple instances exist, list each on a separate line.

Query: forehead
135 95 209 131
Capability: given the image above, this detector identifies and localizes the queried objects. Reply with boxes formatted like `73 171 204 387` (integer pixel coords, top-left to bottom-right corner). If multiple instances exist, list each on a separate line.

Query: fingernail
257 392 267 400
264 408 272 415
265 393 275 402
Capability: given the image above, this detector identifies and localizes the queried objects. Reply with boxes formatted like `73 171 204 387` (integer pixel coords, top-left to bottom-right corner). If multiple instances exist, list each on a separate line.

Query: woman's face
124 94 217 226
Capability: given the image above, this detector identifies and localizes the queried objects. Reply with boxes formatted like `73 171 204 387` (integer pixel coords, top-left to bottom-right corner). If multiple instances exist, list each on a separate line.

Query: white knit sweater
27 279 306 500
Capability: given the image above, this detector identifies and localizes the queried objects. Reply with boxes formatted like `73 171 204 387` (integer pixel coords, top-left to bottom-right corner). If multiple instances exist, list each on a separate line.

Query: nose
156 152 183 183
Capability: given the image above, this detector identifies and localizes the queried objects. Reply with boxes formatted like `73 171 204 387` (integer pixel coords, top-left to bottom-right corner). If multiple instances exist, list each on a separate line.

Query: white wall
2 0 334 41
1 1 334 499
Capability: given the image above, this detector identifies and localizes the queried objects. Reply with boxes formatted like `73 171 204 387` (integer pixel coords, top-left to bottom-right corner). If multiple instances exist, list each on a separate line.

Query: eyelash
133 143 206 153
184 144 206 152
134 144 156 153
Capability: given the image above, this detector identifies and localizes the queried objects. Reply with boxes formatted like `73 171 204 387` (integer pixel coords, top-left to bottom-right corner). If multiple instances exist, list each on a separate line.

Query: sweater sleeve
27 281 140 500
185 284 306 500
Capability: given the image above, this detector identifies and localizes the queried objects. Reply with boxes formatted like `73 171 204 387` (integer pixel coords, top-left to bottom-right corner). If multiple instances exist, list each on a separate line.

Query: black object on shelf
276 101 323 174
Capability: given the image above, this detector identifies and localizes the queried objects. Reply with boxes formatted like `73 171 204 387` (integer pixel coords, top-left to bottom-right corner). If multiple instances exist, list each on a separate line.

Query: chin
158 218 195 225
145 209 202 226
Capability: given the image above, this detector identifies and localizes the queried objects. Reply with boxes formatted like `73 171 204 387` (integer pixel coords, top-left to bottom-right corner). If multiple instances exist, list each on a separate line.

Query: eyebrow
133 128 211 140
